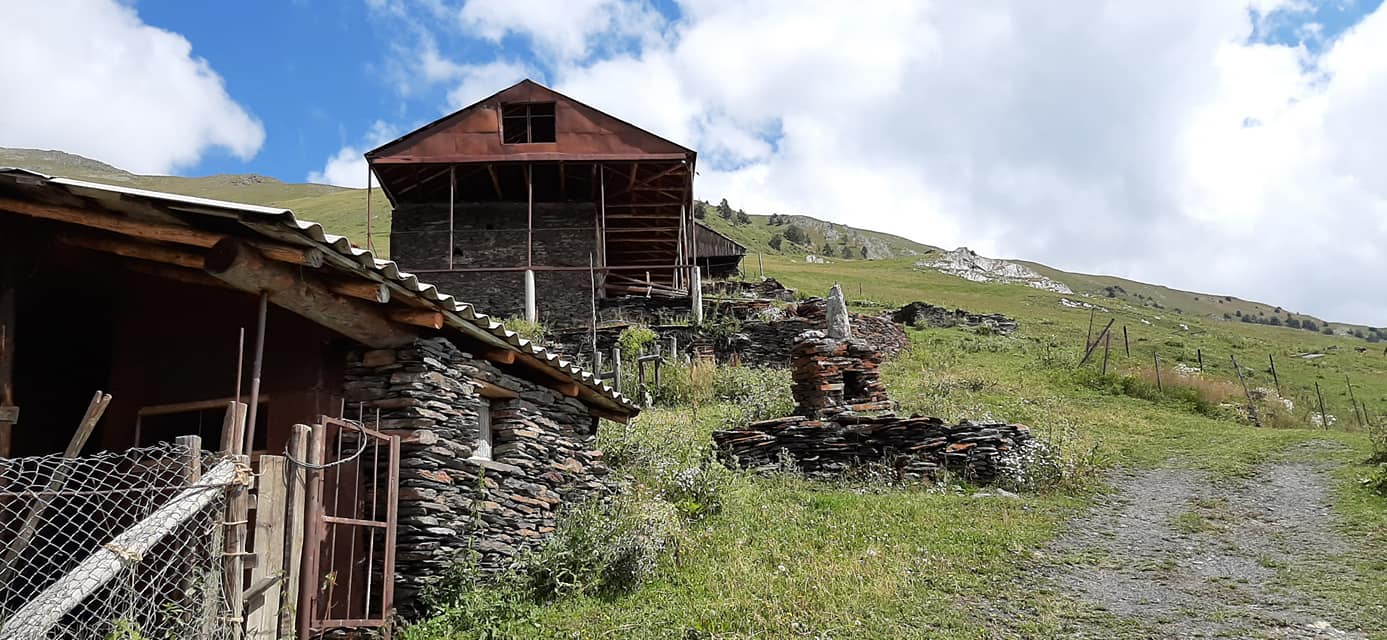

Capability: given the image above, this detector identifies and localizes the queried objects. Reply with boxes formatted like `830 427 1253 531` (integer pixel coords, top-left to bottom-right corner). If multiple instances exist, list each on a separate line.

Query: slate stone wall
343 337 615 612
390 202 599 324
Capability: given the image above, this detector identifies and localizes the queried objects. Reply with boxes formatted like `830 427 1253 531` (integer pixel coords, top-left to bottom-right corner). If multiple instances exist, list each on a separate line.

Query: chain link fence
0 441 241 640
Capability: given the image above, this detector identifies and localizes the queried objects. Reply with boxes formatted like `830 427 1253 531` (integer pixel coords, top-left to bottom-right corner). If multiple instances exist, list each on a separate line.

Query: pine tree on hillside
768 233 783 250
783 224 807 245
840 245 856 259
821 242 834 256
693 203 706 219
717 198 733 220
735 209 750 225
860 246 869 259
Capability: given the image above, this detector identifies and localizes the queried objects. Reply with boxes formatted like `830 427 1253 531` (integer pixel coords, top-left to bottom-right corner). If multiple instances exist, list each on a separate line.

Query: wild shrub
500 316 547 344
652 452 733 520
995 421 1103 492
1368 421 1387 465
711 366 792 418
515 488 681 600
617 324 658 358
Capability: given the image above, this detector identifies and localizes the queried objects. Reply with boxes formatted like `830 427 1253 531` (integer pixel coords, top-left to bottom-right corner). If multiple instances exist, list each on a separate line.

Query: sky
2 0 1385 325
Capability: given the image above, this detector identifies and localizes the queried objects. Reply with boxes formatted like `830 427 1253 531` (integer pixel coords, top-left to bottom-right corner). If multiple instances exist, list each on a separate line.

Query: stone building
368 79 701 327
0 168 639 617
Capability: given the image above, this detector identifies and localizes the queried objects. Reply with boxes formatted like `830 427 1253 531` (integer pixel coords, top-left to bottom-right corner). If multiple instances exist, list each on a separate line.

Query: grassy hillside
404 256 1387 638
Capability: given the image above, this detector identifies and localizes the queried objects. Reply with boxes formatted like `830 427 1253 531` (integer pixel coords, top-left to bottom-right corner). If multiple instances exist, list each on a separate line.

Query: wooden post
1101 330 1112 376
247 455 289 640
1123 325 1130 357
0 391 111 583
244 291 268 455
598 164 608 291
223 454 250 638
611 347 622 394
1197 348 1203 370
589 253 598 364
1230 355 1260 426
296 424 325 640
526 164 534 268
1269 354 1281 395
365 166 374 255
1085 307 1096 350
1346 375 1364 428
758 252 765 279
1153 350 1163 392
448 166 456 270
280 425 310 639
1315 381 1329 430
1079 319 1114 366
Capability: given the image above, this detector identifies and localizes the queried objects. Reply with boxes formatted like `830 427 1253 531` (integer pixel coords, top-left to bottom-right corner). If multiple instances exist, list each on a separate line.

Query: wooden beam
627 162 639 192
554 381 580 397
388 308 444 330
485 349 517 365
0 197 323 266
205 239 415 348
58 233 206 269
123 261 232 290
325 279 390 303
475 380 519 399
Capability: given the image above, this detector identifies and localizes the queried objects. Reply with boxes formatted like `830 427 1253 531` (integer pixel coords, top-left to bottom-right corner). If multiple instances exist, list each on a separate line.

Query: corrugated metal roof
0 168 638 414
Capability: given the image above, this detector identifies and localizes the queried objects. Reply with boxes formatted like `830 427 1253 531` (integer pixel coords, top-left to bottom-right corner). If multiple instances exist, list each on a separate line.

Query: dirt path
1041 442 1370 639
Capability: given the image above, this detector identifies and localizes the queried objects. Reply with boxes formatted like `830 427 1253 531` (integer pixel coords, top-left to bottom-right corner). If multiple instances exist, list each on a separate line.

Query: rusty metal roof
0 167 639 415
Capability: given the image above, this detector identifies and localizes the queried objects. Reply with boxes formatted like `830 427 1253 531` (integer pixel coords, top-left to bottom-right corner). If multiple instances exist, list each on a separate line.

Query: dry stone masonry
713 416 1032 483
713 301 1031 484
344 337 617 612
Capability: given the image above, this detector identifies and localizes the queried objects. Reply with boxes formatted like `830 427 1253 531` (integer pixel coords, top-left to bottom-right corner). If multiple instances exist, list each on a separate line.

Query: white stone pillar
691 267 703 324
524 269 537 323
826 283 851 340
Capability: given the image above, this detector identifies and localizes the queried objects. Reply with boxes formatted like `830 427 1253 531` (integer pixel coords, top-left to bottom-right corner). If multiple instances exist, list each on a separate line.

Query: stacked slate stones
790 330 893 417
344 337 618 612
713 286 1032 485
712 415 1031 483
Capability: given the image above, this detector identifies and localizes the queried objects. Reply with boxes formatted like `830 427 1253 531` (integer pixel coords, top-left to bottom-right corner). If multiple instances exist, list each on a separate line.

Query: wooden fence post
1230 355 1260 426
1079 319 1114 367
1268 354 1281 395
247 455 289 639
1197 348 1203 370
223 454 250 638
1346 375 1364 428
1101 331 1112 376
1122 325 1130 357
296 424 326 640
1153 350 1163 392
611 347 622 394
280 425 310 639
1085 307 1096 350
1315 381 1329 430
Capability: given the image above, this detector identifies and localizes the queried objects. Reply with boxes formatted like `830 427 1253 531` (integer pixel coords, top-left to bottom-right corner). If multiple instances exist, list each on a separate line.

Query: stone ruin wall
344 337 617 612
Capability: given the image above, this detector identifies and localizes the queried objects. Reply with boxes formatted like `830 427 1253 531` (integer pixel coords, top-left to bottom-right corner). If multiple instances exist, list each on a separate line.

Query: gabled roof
0 167 639 418
366 79 695 166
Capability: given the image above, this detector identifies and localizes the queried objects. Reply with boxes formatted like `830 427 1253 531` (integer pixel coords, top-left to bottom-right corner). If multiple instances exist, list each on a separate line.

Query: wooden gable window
470 401 493 461
501 102 557 144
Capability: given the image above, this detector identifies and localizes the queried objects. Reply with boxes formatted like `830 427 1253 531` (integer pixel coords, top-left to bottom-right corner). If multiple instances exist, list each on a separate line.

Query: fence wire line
0 442 239 640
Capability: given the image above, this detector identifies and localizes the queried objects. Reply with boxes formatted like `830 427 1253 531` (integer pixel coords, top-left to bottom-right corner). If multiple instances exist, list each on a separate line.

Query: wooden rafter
488 165 504 199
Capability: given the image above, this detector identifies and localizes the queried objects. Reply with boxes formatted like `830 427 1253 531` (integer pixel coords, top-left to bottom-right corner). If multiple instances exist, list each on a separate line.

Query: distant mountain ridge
2 146 1379 336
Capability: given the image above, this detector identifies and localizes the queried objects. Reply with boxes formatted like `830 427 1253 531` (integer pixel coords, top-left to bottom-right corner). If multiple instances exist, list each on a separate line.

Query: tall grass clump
500 316 547 344
1073 366 1239 418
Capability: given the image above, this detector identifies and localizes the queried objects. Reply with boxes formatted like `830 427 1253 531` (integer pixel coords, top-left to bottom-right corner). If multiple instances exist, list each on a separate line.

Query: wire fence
0 441 240 640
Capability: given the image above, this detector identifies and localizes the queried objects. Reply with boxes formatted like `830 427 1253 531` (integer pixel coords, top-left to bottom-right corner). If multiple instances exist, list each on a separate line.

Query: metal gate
300 416 399 638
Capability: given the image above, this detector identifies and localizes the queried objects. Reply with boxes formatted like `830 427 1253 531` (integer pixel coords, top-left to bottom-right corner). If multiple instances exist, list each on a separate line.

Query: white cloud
458 0 666 64
0 0 263 174
307 121 400 187
360 0 1387 324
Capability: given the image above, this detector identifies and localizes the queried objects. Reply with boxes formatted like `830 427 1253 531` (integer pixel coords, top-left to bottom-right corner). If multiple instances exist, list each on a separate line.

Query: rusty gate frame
300 415 399 638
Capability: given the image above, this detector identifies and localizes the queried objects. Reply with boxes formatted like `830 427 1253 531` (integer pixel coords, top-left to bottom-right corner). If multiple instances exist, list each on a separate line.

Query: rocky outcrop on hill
917 247 1072 294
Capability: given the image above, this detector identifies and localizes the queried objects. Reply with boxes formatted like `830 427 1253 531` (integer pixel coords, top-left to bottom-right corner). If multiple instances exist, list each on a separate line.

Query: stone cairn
713 286 1031 484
